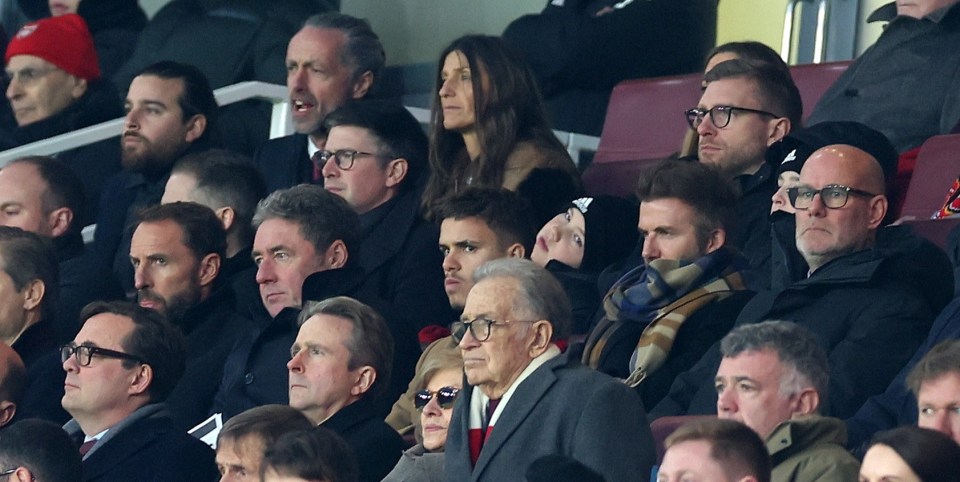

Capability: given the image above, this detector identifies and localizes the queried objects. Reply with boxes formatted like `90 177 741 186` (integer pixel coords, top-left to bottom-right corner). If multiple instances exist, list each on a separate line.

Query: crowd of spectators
0 1 958 482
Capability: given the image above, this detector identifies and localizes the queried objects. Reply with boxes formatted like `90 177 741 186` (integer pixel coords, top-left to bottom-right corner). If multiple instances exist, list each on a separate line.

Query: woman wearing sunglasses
383 347 463 482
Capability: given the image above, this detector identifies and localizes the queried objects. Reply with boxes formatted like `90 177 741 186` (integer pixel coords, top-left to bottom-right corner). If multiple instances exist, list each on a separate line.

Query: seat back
899 134 960 249
789 61 850 123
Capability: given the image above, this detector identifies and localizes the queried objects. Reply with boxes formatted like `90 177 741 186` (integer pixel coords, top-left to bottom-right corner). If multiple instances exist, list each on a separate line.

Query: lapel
81 416 167 481
470 355 564 479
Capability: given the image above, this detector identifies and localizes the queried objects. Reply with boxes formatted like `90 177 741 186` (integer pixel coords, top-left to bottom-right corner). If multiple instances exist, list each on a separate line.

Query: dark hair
0 346 25 412
431 187 537 254
217 405 313 451
171 149 267 246
704 58 802 127
666 418 772 482
0 226 58 319
79 301 187 403
297 297 393 400
323 99 429 189
9 156 88 232
303 13 384 85
635 160 738 249
136 61 219 149
252 184 360 256
136 202 227 262
422 35 569 211
260 427 360 482
705 41 790 77
0 419 82 482
868 426 960 481
474 258 572 341
907 339 960 396
720 321 830 407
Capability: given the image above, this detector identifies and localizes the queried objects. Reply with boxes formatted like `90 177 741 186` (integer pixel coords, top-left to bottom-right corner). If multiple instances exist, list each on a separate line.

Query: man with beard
689 59 800 289
253 12 383 191
129 202 242 429
91 60 219 297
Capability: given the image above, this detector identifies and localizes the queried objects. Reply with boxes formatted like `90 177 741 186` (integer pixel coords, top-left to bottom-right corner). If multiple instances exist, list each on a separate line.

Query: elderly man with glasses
60 301 218 482
444 258 656 481
687 58 802 289
651 139 952 425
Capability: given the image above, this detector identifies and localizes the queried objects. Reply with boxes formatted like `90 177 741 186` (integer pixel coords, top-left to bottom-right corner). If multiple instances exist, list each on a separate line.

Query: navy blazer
253 133 312 192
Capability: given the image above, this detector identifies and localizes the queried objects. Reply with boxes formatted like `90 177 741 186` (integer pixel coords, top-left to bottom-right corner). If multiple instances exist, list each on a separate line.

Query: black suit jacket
323 396 405 482
253 133 312 192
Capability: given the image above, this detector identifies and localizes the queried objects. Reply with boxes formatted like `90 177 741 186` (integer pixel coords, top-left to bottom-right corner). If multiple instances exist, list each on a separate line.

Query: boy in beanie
531 195 638 335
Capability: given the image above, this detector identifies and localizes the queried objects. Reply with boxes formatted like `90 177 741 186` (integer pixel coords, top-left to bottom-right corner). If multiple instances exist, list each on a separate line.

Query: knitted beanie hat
5 14 100 81
765 121 898 182
571 196 639 272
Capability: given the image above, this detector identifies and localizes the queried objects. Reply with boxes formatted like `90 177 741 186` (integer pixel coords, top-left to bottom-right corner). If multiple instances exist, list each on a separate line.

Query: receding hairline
802 144 886 194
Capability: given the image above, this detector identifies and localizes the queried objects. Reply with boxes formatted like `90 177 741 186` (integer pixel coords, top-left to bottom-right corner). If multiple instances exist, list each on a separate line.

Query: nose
641 236 659 263
422 393 444 417
5 76 21 100
256 259 276 285
287 350 304 373
321 154 339 178
771 186 794 215
696 112 716 136
124 107 140 131
458 325 480 350
62 350 78 373
716 387 738 416
439 77 454 98
288 66 307 91
442 251 460 274
805 191 828 217
133 263 150 290
547 224 561 242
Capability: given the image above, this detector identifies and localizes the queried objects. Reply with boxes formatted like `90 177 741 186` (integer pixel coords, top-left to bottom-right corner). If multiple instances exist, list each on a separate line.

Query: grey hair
720 321 829 406
252 184 359 256
472 258 571 340
303 13 385 84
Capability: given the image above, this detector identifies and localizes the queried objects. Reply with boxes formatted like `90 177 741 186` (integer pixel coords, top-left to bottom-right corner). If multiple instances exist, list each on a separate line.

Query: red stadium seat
790 61 850 123
898 133 960 249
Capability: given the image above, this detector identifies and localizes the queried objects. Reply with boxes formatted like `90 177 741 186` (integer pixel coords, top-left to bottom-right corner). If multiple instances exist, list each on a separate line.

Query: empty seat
790 61 850 123
898 133 960 249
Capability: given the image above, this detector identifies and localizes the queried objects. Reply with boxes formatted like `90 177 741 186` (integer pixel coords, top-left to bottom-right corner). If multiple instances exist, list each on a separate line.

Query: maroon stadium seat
898 133 960 249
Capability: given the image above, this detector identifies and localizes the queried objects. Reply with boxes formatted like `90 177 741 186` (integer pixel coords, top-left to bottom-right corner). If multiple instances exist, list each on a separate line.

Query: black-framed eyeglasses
316 149 382 171
450 318 537 343
60 343 148 367
684 105 780 129
787 184 878 210
414 386 461 410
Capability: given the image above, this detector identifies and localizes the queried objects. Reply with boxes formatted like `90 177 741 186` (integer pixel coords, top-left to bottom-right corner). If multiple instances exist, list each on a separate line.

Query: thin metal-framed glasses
0 468 16 477
414 386 461 410
316 149 382 171
450 318 537 343
60 343 148 367
684 105 780 129
787 184 878 210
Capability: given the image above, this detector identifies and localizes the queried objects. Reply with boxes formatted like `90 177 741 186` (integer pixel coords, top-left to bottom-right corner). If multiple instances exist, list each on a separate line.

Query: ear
867 195 888 229
766 117 791 146
384 158 408 188
793 387 820 416
197 253 221 288
350 365 376 397
323 239 348 269
128 363 153 396
183 114 208 143
505 242 526 259
46 206 74 238
21 279 44 312
70 76 88 100
351 71 374 99
0 400 16 427
703 228 726 254
527 320 553 358
11 467 32 482
215 206 236 232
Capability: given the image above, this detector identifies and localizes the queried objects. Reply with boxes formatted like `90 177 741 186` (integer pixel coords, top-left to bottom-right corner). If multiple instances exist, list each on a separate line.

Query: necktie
311 152 323 183
79 439 96 456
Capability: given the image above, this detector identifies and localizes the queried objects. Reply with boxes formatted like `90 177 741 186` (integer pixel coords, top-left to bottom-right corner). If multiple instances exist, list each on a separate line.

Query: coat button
243 373 255 385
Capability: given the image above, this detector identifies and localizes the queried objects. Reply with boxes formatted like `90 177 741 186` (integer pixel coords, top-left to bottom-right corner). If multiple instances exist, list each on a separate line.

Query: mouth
292 99 316 115
444 277 461 292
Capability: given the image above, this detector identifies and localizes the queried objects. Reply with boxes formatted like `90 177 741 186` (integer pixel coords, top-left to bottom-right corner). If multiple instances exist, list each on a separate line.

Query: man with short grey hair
254 12 385 191
444 258 656 481
715 321 859 481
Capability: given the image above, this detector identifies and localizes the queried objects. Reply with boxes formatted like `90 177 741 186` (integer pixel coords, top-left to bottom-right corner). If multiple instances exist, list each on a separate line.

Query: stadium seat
790 60 850 123
898 133 960 249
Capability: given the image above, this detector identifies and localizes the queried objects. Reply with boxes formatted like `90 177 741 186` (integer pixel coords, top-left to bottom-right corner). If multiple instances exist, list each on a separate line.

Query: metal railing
0 81 599 167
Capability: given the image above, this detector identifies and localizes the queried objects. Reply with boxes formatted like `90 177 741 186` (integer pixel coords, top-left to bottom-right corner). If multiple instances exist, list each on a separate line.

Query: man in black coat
651 142 952 421
128 202 245 430
253 12 383 192
61 301 218 482
212 185 418 421
2 14 123 223
290 297 404 482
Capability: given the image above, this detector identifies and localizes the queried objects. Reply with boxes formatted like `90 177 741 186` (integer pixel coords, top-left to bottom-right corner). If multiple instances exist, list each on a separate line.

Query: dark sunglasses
414 386 460 410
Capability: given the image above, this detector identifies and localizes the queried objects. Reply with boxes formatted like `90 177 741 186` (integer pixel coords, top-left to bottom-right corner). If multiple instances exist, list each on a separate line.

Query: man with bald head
651 136 951 422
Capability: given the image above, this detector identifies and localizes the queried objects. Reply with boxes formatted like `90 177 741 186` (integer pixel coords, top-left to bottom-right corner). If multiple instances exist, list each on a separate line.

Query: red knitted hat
5 14 100 81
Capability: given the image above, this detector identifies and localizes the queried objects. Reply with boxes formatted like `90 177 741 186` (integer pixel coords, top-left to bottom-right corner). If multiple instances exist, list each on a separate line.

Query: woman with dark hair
860 426 960 482
422 34 582 226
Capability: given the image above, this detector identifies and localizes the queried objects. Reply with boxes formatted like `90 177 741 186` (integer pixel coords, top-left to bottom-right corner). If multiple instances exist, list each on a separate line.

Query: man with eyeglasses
320 99 451 333
2 14 124 223
445 258 655 481
288 296 403 482
253 13 384 192
651 140 950 425
212 185 417 422
60 300 218 481
689 58 801 289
